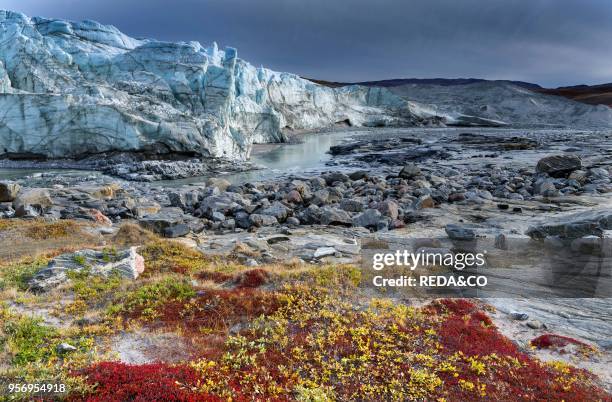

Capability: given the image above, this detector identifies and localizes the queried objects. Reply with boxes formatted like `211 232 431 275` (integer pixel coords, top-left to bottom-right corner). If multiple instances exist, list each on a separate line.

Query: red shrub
438 312 520 357
234 269 269 288
531 334 591 349
71 362 220 402
428 298 477 315
197 271 233 283
471 310 493 326
154 288 281 335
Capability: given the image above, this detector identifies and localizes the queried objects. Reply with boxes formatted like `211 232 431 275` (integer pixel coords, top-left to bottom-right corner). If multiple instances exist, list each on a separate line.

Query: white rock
314 247 336 258
28 246 145 291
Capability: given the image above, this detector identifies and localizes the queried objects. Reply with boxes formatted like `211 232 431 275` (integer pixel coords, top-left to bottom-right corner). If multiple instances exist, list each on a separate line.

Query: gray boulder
259 201 290 222
298 204 322 225
445 224 476 241
234 211 252 229
322 172 350 185
0 181 20 202
249 214 278 227
340 199 363 213
377 200 399 219
536 155 582 178
352 209 382 229
164 224 191 238
319 207 352 226
198 194 244 218
168 190 201 211
399 163 421 179
138 207 186 236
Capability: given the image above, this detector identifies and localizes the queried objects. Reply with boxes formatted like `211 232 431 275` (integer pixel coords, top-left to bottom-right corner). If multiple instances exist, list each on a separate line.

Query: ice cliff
0 10 421 159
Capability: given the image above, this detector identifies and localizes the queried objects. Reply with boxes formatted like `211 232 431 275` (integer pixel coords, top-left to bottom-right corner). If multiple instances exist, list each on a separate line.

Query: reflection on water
234 131 350 182
156 130 354 187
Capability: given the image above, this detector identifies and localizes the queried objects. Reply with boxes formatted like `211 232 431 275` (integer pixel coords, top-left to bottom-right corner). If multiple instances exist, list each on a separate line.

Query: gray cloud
3 0 612 87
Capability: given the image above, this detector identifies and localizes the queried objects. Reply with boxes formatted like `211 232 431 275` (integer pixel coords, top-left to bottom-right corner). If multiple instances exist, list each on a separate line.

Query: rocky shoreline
1 130 609 234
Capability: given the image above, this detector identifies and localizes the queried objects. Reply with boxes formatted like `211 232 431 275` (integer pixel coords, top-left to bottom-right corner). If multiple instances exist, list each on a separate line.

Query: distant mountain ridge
535 83 612 107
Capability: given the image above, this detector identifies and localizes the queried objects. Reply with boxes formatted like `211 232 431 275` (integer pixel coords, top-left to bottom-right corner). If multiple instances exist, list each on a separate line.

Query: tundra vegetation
0 219 609 401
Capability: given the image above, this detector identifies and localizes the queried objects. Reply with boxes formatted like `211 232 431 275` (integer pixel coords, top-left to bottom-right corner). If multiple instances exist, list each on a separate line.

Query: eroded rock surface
29 247 144 291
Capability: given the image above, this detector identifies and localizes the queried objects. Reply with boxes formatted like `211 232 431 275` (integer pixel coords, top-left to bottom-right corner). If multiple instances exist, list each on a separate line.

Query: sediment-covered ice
389 81 612 128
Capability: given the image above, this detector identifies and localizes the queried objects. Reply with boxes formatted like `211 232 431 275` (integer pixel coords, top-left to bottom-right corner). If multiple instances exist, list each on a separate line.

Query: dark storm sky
4 0 611 87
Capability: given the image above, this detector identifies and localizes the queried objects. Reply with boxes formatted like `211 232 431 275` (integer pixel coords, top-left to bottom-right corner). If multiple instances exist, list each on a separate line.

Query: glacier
388 81 612 128
0 10 423 160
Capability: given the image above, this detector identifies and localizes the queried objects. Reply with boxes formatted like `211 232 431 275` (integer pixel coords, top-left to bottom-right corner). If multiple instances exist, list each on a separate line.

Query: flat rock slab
29 247 144 292
527 209 612 239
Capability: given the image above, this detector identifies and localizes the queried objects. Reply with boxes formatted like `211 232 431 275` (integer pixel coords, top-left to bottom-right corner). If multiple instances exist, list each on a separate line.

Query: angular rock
414 195 435 209
29 247 144 292
12 188 52 217
0 181 20 202
319 207 352 226
536 155 582 178
322 172 350 185
259 201 290 222
234 211 252 229
340 199 363 213
314 247 336 258
163 223 190 238
298 205 322 225
377 200 399 219
206 178 231 192
285 190 303 204
138 208 185 236
445 224 476 241
352 209 382 229
249 214 278 227
398 163 422 179
198 193 245 218
349 170 369 180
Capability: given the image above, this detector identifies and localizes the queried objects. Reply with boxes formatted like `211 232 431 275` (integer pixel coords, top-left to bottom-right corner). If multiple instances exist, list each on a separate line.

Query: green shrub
4 316 58 365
